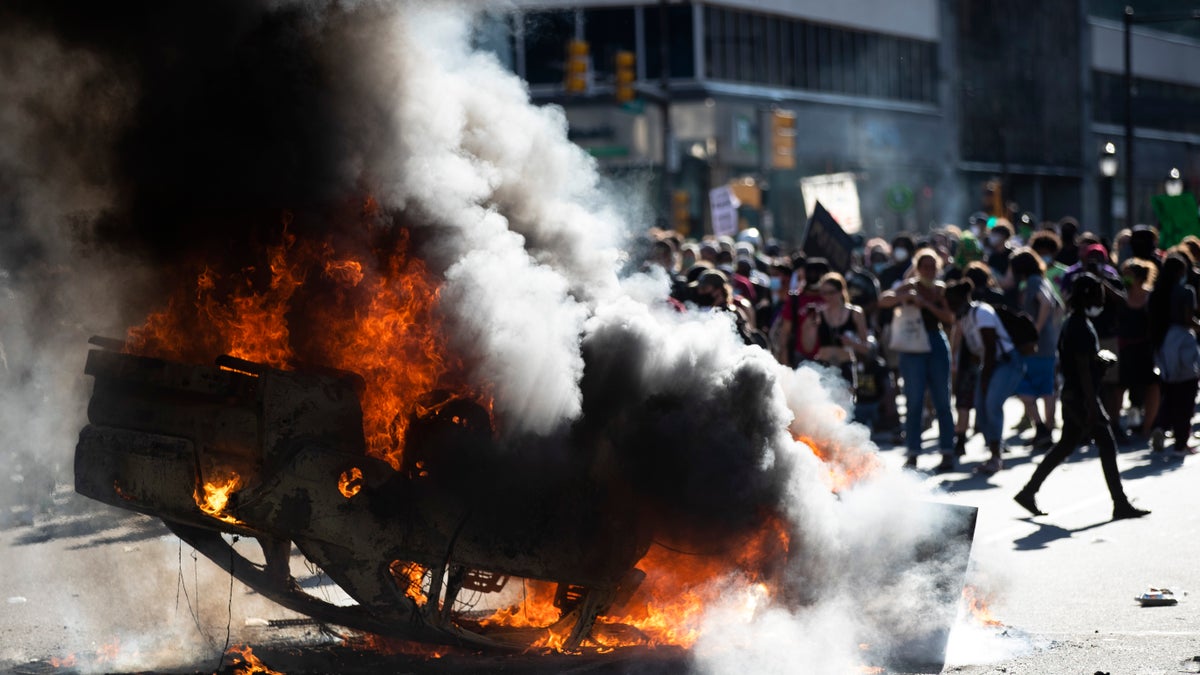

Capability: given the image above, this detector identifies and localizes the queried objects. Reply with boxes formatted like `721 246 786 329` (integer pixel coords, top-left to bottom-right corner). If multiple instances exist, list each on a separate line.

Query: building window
644 4 695 80
704 7 938 104
1093 71 1200 135
521 10 576 85
584 8 636 82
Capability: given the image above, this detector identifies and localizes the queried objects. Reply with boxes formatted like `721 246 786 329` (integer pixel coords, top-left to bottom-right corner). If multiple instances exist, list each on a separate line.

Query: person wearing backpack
1013 273 1150 520
1010 249 1063 450
945 279 1026 474
1148 252 1200 457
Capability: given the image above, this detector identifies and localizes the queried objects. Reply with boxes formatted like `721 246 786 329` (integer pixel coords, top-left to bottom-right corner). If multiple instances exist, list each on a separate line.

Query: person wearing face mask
771 258 831 367
1028 230 1068 306
1061 242 1128 440
945 276 1026 475
879 249 958 471
688 268 732 310
865 239 891 278
985 220 1015 282
1013 273 1150 520
877 235 915 292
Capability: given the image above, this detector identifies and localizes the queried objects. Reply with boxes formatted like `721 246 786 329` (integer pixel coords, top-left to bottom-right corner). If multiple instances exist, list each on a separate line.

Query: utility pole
658 0 673 225
1123 7 1133 230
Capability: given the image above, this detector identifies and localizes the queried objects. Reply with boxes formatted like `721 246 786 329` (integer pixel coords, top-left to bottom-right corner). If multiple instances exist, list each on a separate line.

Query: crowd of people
642 215 1200 516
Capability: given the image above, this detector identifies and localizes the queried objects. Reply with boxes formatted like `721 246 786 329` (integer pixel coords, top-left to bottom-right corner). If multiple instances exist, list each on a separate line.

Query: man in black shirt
1014 274 1150 521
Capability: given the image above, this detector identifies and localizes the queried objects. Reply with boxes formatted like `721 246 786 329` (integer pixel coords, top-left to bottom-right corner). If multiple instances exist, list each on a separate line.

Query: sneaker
903 455 918 470
1170 446 1198 458
976 457 1002 475
1014 490 1045 516
1112 503 1151 520
1150 429 1166 453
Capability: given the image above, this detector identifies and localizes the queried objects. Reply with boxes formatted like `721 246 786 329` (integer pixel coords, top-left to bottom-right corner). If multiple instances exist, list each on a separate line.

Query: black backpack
994 304 1039 356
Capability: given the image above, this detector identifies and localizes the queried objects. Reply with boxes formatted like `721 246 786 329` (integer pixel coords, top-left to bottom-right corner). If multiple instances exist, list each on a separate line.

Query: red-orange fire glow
126 220 472 469
195 470 244 524
797 435 880 492
344 633 445 659
95 639 121 663
338 467 364 498
226 644 283 675
484 516 791 651
389 560 429 604
962 584 1004 627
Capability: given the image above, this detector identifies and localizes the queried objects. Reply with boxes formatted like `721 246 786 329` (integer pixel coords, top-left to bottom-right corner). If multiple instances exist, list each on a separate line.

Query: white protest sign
709 185 741 238
799 172 862 234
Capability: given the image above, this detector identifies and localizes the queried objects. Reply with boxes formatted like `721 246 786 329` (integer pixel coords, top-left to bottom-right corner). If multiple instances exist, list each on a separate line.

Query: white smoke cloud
0 23 154 524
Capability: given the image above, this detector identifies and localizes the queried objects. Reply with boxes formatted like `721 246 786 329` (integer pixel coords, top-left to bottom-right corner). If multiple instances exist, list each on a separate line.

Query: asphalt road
2 398 1198 675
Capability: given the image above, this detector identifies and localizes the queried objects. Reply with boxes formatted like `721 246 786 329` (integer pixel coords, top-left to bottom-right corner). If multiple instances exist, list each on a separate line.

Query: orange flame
344 633 445 659
797 435 880 492
96 639 121 663
226 644 283 675
338 467 364 498
195 470 244 524
962 584 1004 627
389 560 429 604
127 221 466 470
483 516 790 651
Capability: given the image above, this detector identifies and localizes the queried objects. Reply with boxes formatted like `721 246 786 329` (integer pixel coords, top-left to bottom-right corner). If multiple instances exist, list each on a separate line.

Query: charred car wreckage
74 337 976 667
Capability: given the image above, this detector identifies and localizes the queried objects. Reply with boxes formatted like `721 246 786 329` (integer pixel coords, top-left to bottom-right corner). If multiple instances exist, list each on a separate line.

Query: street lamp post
1100 142 1119 238
1166 167 1184 197
1122 6 1200 227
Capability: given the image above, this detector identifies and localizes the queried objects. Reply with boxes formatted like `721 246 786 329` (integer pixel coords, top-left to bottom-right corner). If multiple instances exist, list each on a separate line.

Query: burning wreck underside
73 326 977 670
76 339 656 652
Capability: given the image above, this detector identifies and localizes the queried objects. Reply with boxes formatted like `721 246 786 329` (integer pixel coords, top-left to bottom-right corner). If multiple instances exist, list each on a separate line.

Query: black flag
802 201 855 272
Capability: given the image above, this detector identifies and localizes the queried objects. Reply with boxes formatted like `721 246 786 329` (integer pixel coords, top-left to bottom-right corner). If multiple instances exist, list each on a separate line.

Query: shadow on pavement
1011 518 1110 551
12 503 166 549
1119 454 1189 481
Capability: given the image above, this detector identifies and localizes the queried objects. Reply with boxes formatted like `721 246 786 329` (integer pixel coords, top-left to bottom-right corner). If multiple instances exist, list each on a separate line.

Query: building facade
479 0 1200 244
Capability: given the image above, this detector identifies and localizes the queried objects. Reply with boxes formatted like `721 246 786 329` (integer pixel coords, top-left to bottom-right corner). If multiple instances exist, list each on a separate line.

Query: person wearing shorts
1011 250 1062 450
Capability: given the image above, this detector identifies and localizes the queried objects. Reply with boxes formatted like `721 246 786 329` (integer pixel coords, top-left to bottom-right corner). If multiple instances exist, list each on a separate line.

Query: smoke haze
0 2 981 672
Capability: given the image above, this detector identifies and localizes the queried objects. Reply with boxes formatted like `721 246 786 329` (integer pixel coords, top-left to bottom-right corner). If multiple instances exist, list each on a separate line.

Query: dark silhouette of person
1013 273 1150 521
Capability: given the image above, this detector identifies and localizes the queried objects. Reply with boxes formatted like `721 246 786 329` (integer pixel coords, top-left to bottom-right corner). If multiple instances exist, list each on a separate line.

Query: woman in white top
945 279 1026 474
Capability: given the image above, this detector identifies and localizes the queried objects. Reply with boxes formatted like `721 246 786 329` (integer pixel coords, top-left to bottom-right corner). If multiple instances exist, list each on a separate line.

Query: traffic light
770 110 796 170
614 50 636 103
984 179 1004 217
672 190 691 234
564 39 589 94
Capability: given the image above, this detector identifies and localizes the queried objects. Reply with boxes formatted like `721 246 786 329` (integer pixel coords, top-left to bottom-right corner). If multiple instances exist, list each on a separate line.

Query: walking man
1013 273 1150 520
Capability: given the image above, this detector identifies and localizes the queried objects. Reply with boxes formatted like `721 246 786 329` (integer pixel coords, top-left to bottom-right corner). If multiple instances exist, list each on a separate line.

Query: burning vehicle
75 337 655 651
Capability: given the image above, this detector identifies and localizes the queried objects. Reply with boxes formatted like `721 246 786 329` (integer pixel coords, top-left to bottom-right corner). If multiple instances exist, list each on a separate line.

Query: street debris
1135 588 1178 607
